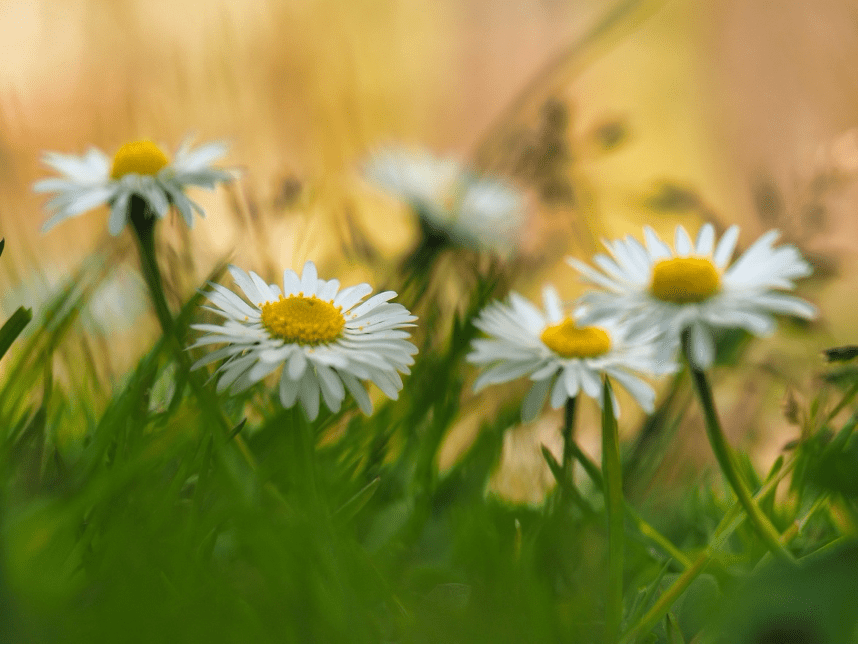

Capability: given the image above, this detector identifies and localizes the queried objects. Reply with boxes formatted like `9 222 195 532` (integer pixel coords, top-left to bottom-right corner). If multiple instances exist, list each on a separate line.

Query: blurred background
1 0 856 503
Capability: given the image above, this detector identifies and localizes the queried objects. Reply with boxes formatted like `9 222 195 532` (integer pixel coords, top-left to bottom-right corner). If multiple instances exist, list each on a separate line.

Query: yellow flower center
260 294 345 345
540 318 612 358
110 140 169 179
650 257 721 304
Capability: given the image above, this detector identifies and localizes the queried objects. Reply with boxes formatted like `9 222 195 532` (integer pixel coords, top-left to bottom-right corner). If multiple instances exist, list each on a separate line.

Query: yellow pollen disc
110 140 169 179
540 319 612 358
260 295 345 345
650 257 721 304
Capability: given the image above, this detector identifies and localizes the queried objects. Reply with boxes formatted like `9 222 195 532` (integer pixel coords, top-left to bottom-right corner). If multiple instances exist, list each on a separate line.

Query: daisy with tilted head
364 147 526 255
467 285 673 423
569 223 816 562
190 261 418 421
34 137 232 235
567 223 817 369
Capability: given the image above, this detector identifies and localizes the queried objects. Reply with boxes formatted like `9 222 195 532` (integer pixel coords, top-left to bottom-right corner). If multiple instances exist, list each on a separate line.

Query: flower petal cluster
364 147 525 253
568 224 817 368
467 285 671 421
34 137 232 235
190 261 418 420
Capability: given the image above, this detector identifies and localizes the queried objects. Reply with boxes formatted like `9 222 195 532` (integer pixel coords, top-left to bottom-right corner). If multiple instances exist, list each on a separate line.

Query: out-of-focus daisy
364 147 525 253
568 224 817 369
467 285 672 422
190 261 418 421
34 137 232 235
2 262 146 337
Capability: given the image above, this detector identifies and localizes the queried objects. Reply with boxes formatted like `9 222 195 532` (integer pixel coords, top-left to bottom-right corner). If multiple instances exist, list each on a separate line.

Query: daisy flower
467 285 672 422
190 261 418 421
567 223 817 369
364 147 525 253
34 137 232 235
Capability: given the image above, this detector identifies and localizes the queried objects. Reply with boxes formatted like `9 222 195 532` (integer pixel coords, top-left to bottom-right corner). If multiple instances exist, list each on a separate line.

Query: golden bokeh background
1 0 857 501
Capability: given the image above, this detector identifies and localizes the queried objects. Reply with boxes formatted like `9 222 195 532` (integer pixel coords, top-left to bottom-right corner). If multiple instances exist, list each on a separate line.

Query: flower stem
129 196 175 340
621 551 710 643
601 377 624 642
561 395 578 492
128 196 257 471
683 338 795 563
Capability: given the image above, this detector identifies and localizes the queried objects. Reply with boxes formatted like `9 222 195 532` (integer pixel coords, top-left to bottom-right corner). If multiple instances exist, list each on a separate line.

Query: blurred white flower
190 261 418 421
34 137 232 235
2 263 146 337
364 147 526 253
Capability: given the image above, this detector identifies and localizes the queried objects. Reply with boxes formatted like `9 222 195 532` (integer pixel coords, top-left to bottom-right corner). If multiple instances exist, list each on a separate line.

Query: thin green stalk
684 340 795 564
621 551 710 643
753 493 829 572
824 380 858 425
294 408 320 509
128 196 257 471
562 395 578 498
129 196 176 341
602 377 624 642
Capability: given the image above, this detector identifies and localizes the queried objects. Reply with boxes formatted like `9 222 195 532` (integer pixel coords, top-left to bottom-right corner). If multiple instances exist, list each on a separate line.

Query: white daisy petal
522 377 553 423
340 371 373 415
279 370 301 408
549 373 569 409
563 367 580 398
675 225 693 256
300 261 318 295
108 193 130 236
335 283 373 311
229 265 266 304
695 223 715 255
299 372 321 421
288 350 308 381
579 366 601 399
644 226 672 260
689 321 715 369
607 368 655 413
713 225 740 269
542 286 564 323
315 363 345 412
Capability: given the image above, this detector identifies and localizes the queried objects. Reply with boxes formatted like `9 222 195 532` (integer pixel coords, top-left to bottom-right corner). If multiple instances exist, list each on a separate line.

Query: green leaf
0 306 32 362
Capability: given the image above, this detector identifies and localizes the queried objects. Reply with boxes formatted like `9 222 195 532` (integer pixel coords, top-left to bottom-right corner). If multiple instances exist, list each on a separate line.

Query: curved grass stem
622 455 806 643
685 352 795 563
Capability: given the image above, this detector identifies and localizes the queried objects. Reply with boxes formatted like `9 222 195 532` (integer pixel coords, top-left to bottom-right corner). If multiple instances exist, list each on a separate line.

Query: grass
0 223 856 643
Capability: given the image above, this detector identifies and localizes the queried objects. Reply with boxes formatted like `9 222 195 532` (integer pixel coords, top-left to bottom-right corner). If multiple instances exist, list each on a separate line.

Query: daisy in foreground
467 285 673 422
34 137 232 235
568 223 817 369
364 147 525 253
190 261 418 421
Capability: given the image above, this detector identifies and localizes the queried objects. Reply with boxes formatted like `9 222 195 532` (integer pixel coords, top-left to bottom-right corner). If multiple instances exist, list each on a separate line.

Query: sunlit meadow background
1 0 858 641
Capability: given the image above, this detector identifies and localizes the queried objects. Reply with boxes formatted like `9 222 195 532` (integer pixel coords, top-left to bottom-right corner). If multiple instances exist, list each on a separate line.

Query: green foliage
0 243 851 643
